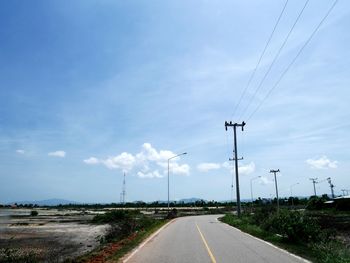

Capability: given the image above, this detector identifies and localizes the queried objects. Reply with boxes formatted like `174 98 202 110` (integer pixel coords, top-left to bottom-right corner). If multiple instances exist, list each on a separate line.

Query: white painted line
122 219 175 263
216 216 311 263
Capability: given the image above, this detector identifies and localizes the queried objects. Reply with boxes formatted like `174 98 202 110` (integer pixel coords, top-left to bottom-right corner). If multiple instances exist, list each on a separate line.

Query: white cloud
222 161 232 169
306 156 338 169
83 157 99 165
102 152 136 171
197 162 221 172
222 161 256 175
239 162 255 175
260 176 273 185
157 161 190 176
84 143 190 177
170 163 190 176
136 143 177 162
137 170 163 179
16 149 25 154
48 150 66 158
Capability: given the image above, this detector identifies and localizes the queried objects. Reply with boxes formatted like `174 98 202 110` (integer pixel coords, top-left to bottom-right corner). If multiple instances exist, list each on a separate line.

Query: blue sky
1 0 349 203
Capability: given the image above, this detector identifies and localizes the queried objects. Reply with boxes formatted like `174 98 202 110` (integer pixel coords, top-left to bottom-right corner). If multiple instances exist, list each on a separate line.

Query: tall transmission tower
120 172 126 204
270 169 280 214
225 121 246 217
309 178 318 196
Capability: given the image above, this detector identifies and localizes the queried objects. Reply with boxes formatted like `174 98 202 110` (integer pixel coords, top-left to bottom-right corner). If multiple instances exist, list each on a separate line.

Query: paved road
125 215 307 263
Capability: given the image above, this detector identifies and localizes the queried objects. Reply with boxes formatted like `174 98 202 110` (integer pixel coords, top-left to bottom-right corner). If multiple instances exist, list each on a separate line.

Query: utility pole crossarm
225 121 246 131
229 157 243 161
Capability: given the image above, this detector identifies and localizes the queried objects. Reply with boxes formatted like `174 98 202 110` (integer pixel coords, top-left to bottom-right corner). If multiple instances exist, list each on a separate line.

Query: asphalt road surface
125 215 307 263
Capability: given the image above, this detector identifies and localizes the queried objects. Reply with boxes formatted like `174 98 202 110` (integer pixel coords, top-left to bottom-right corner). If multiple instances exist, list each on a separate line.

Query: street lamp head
182 152 187 155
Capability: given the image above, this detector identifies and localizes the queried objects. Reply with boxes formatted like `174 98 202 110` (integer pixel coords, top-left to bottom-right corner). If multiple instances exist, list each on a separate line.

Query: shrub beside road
77 210 168 263
220 208 350 263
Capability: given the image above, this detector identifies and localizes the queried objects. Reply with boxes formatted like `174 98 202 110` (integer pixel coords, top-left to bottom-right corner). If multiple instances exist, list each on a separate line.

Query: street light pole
250 176 261 210
290 183 299 208
167 152 187 213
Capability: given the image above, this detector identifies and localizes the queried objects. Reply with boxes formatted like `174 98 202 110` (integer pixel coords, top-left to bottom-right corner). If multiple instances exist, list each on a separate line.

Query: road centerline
196 223 217 263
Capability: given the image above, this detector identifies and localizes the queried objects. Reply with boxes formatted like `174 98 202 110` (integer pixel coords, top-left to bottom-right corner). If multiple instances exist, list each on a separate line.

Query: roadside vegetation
2 196 349 262
220 198 350 263
75 210 168 263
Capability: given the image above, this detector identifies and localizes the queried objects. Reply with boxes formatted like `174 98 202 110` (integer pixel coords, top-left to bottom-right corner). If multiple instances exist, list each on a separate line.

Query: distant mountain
8 198 80 206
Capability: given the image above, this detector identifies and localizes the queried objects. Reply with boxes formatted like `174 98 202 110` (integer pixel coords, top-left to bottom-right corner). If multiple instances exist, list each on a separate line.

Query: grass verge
220 214 350 263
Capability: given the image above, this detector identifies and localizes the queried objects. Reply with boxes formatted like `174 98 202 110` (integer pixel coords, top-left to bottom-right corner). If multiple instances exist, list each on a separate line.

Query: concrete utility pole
270 169 280 213
290 183 299 208
327 177 335 199
309 178 318 196
225 121 246 217
250 176 261 211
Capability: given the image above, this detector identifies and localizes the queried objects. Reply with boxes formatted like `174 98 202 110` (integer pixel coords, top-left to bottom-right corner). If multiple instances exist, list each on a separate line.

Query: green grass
220 214 350 263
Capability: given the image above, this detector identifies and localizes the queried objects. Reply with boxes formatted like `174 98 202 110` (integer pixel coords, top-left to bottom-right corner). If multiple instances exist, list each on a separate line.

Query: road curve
125 215 308 263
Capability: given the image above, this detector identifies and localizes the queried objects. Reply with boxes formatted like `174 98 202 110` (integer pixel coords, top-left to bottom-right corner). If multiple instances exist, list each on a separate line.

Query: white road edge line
217 216 311 263
122 219 175 263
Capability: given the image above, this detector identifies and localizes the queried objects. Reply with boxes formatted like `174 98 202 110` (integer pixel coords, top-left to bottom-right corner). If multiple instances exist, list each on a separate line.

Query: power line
231 0 289 119
247 0 338 121
239 0 310 120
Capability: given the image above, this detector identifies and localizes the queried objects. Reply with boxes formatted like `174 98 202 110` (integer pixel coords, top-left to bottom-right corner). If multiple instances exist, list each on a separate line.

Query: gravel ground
0 208 109 262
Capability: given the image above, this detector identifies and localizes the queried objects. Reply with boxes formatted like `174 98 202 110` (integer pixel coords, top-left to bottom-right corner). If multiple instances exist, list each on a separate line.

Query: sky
0 0 349 203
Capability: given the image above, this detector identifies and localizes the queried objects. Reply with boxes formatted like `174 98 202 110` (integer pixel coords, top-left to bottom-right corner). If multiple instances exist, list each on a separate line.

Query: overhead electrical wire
238 0 310 121
246 0 339 121
231 0 289 120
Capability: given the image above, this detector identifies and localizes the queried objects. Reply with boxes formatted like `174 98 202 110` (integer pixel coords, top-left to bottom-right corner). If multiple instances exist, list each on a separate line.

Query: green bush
92 210 138 224
263 210 321 242
166 208 178 219
30 210 38 216
93 210 158 243
306 195 330 210
311 240 350 263
252 206 276 225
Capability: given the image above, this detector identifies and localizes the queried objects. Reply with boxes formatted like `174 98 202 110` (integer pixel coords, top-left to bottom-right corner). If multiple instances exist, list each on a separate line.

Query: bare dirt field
0 208 109 262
